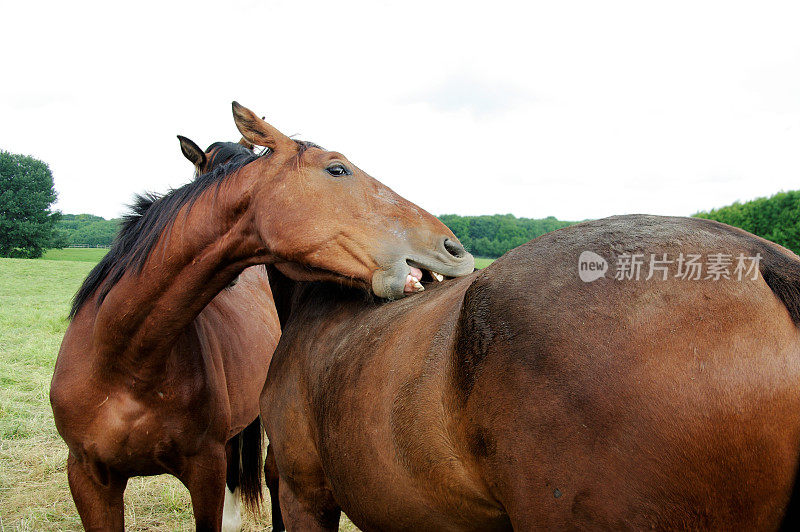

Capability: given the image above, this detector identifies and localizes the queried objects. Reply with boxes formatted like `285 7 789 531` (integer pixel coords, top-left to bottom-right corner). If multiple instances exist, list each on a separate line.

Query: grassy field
473 257 494 269
40 248 108 263
0 253 359 530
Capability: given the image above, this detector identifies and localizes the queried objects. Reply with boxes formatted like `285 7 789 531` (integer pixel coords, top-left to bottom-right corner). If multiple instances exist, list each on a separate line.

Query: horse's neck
265 265 301 329
93 173 270 379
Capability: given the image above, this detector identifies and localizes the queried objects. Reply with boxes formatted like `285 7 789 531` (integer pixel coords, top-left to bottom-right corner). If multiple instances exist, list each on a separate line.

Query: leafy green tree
0 151 61 258
694 190 800 255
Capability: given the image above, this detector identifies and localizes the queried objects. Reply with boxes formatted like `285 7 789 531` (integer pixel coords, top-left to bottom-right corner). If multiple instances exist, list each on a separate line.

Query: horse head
230 102 474 299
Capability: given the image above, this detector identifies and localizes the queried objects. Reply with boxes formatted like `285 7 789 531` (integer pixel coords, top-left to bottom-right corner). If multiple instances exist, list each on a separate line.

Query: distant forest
438 214 576 257
54 214 121 247
694 190 800 255
54 189 800 258
54 212 579 258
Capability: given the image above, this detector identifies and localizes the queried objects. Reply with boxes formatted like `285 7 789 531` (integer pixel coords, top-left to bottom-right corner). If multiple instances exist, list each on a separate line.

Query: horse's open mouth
404 260 450 294
278 259 452 299
372 253 474 299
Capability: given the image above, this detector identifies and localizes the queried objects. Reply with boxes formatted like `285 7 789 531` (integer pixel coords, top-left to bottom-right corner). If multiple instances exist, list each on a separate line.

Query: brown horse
50 102 474 531
52 134 279 532
262 214 800 530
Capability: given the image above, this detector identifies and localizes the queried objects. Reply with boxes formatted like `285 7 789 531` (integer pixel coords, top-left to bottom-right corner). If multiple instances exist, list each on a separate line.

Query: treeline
54 214 121 247
50 191 800 259
55 212 577 256
694 190 800 255
438 214 577 258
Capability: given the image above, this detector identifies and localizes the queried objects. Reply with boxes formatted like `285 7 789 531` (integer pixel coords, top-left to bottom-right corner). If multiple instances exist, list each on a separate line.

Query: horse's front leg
67 452 128 531
181 445 228 532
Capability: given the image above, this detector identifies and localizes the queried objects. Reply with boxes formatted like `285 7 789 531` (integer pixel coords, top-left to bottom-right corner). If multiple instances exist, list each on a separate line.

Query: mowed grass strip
473 257 495 269
0 256 316 530
41 248 109 263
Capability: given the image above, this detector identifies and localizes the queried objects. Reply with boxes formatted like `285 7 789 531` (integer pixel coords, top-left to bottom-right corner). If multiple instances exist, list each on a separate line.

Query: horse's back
454 214 800 529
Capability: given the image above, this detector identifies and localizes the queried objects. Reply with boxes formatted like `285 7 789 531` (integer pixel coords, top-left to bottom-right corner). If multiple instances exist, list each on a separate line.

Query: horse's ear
177 135 206 168
231 102 296 152
238 137 255 150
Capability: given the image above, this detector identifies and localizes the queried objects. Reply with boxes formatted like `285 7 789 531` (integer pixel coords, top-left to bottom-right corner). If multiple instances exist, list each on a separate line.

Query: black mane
205 141 254 172
69 148 262 319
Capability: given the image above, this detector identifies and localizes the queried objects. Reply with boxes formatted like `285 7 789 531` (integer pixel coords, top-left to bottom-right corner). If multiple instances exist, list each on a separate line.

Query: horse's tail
240 417 265 513
232 416 264 514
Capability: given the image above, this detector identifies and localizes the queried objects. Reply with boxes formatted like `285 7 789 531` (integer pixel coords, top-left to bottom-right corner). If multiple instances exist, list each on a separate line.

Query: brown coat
263 214 800 530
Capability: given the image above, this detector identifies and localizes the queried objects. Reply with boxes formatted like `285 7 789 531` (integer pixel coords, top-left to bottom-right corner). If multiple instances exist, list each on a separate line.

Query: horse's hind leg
67 452 127 531
182 445 228 532
279 478 341 532
224 438 244 532
264 443 284 531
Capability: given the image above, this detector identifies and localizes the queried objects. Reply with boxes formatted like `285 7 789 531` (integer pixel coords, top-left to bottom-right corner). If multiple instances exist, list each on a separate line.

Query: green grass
474 257 495 269
0 257 97 530
40 248 108 262
0 256 359 530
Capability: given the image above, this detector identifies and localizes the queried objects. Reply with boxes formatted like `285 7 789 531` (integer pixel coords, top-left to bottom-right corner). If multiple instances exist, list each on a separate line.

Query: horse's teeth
431 271 444 282
414 281 424 291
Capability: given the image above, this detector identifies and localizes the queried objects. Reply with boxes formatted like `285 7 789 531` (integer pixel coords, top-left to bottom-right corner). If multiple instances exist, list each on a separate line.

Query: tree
694 190 800 255
0 150 61 258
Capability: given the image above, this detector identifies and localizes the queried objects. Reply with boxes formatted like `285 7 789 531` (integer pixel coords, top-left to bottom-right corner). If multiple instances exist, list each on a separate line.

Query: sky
1 0 799 222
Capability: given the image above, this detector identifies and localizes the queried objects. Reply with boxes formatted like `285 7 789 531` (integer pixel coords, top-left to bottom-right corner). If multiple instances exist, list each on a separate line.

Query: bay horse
50 102 474 531
262 214 800 530
52 133 279 532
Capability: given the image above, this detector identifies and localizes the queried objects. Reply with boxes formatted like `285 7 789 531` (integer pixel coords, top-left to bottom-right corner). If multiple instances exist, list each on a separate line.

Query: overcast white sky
1 0 799 221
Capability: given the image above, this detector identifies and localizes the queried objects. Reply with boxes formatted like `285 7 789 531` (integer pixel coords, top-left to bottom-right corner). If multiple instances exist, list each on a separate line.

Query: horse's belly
321 444 507 531
314 382 507 530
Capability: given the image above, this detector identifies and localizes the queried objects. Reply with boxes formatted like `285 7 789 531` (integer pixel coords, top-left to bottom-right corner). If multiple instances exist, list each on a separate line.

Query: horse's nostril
444 238 466 258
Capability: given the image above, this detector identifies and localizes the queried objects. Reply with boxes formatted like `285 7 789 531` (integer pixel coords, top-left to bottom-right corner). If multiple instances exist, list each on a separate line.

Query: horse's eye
326 164 351 177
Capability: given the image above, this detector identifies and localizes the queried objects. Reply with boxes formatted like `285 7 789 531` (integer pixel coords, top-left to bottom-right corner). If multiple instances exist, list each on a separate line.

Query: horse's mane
204 141 254 173
69 146 262 319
